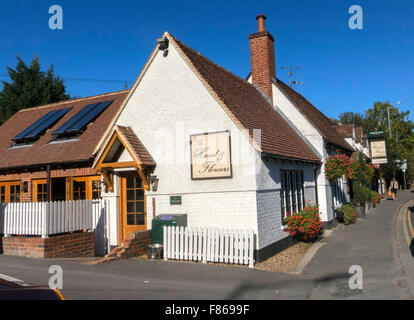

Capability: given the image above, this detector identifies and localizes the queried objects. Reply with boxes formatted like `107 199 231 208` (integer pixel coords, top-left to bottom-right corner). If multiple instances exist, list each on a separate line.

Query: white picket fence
0 200 97 238
163 226 255 268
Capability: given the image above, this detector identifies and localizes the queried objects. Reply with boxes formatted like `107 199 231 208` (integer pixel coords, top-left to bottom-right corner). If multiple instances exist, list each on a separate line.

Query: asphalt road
0 191 413 300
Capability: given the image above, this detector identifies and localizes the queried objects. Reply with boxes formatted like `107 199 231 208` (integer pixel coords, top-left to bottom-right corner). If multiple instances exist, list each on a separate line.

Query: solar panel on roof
52 100 113 137
25 108 71 139
66 100 113 134
12 108 71 143
52 103 98 136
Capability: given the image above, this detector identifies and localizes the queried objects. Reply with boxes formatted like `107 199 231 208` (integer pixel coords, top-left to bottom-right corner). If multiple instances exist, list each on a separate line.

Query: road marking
403 207 411 247
407 209 414 239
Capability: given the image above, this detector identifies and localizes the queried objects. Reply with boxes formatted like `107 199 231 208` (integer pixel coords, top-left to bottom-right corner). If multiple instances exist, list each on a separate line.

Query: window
0 186 5 203
12 108 71 146
67 176 102 200
281 170 305 219
36 183 48 202
126 175 145 226
73 180 86 200
332 177 346 208
9 184 20 203
0 182 21 203
92 180 101 200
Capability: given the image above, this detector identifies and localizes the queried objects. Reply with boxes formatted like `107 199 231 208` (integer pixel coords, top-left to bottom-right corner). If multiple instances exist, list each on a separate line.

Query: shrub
286 205 323 242
371 191 380 207
353 184 371 206
340 203 357 225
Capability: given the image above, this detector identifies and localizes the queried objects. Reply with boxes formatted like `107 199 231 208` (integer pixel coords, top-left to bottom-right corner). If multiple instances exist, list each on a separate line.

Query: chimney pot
256 14 266 32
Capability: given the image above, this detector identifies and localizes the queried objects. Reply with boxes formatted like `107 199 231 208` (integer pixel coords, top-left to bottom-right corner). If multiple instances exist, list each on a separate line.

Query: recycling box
151 214 188 244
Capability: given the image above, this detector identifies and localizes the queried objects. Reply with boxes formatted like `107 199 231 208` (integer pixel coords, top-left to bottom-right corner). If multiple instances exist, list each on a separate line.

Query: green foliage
353 184 371 206
0 56 69 124
337 112 366 127
354 152 371 187
340 203 357 225
286 205 323 242
371 191 381 207
334 101 414 184
364 102 414 182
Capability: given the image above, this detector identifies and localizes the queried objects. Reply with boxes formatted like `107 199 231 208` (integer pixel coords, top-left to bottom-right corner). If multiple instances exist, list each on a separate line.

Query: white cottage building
91 21 325 261
246 15 354 224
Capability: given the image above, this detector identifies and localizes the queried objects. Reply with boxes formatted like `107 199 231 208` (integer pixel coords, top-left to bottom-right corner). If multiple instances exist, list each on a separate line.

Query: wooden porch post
46 165 51 202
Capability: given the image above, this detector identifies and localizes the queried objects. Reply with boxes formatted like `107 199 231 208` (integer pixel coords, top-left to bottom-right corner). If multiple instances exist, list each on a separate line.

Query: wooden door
119 172 146 242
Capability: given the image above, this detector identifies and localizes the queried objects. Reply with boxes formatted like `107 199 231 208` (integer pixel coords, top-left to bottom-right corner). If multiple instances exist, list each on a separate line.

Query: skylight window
52 100 113 139
12 108 71 145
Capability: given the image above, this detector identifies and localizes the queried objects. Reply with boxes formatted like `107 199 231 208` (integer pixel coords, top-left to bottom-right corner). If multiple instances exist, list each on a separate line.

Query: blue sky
0 0 413 120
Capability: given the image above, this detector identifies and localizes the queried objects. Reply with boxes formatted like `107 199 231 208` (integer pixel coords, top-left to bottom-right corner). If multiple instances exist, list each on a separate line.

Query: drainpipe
314 167 319 205
46 165 51 202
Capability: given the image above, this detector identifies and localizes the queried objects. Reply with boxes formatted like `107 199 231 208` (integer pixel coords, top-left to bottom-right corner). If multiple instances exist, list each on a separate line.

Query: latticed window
0 186 5 203
92 180 101 200
36 183 47 202
280 170 305 220
126 175 145 226
9 184 20 203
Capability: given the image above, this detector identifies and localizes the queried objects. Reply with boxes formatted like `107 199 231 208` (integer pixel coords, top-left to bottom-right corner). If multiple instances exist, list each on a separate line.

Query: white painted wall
104 41 264 247
101 39 327 251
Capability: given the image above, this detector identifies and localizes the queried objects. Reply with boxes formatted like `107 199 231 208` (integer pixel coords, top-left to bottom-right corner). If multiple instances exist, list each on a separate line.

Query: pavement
0 190 413 300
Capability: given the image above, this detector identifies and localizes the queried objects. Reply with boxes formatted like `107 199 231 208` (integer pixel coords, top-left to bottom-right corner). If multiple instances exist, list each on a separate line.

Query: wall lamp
149 175 159 192
21 181 28 193
157 37 169 57
99 179 108 194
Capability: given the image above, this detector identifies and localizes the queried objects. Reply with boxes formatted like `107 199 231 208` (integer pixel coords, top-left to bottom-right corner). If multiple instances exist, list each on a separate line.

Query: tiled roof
335 124 354 138
171 35 320 163
0 90 129 170
276 80 353 152
116 125 155 167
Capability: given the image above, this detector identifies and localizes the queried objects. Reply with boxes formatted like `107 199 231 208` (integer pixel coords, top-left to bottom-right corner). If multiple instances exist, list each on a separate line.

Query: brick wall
0 166 95 182
2 231 95 259
21 177 32 202
249 31 276 103
105 230 151 259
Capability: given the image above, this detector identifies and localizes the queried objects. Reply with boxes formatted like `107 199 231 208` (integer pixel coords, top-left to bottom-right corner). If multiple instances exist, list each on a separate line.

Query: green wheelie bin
151 214 188 244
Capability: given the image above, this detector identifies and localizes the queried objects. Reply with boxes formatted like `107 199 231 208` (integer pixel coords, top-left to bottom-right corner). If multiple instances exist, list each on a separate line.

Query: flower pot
356 205 366 219
335 208 344 223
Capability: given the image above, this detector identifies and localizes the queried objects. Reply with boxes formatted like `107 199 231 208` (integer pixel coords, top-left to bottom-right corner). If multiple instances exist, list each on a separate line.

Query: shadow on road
224 272 349 299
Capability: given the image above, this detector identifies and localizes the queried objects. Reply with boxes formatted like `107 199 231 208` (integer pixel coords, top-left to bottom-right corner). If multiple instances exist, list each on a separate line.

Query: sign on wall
190 130 232 180
370 140 387 164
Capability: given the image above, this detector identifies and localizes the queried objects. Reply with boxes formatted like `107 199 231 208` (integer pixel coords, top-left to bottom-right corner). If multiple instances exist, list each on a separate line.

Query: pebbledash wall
2 231 95 259
102 37 319 261
271 82 348 224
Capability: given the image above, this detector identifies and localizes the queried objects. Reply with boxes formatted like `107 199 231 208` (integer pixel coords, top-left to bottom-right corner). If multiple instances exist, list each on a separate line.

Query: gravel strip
255 241 313 273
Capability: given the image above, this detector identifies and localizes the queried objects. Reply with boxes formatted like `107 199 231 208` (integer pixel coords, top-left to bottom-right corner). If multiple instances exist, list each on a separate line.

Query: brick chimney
249 14 276 104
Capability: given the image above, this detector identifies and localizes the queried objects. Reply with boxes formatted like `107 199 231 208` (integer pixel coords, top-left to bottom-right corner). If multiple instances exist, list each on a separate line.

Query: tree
364 101 414 183
337 112 366 127
0 56 69 124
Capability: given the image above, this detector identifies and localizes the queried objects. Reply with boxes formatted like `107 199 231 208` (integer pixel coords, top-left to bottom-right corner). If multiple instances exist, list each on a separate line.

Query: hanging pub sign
190 130 232 180
368 131 388 164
